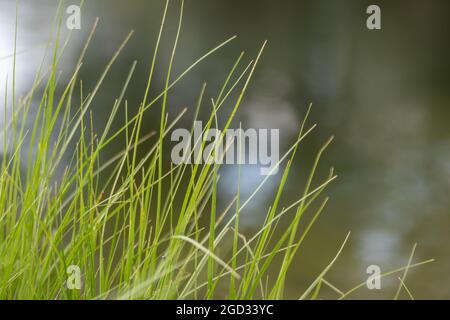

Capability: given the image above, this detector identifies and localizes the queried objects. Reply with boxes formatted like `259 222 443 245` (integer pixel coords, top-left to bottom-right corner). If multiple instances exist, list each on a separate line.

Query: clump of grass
0 1 433 300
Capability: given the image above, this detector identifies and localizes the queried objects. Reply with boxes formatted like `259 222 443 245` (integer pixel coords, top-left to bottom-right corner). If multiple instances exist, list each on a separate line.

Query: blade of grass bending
397 277 415 300
338 259 434 300
394 243 417 300
299 232 351 300
173 235 240 280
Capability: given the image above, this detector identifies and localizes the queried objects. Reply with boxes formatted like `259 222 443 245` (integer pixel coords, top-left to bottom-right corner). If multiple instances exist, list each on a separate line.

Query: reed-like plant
0 1 432 300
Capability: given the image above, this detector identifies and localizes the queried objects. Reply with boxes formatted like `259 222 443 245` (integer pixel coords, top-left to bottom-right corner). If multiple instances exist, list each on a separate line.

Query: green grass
0 1 433 300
